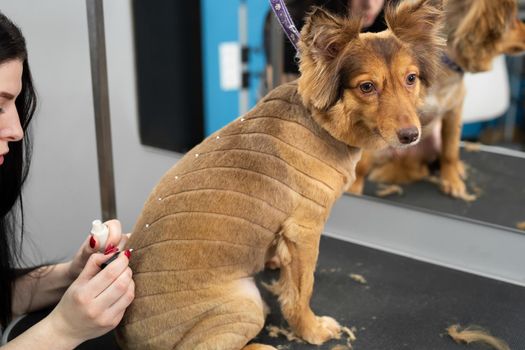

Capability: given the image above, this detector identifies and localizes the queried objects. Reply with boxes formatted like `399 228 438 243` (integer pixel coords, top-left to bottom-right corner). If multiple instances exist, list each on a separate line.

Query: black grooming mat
253 236 525 349
6 237 524 349
361 149 525 231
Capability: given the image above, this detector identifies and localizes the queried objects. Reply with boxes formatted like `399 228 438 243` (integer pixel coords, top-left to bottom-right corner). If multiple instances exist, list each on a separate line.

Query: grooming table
3 146 524 349
255 236 525 350
3 235 524 349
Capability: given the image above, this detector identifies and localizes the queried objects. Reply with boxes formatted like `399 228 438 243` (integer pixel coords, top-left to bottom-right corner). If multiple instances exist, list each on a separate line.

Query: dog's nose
396 127 419 144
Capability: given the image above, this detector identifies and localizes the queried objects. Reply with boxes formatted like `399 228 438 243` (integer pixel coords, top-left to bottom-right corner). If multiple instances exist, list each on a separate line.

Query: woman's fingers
103 281 135 329
115 232 131 250
107 280 135 322
93 219 131 252
103 220 132 251
86 253 130 298
77 253 113 281
95 267 135 315
80 233 98 258
66 234 100 278
102 219 122 252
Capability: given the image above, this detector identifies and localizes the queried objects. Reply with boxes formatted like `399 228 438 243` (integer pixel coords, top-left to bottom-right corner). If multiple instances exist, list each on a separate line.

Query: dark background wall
132 0 204 153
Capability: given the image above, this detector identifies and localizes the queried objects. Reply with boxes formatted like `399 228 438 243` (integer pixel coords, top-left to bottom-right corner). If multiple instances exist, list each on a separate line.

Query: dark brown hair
0 11 37 328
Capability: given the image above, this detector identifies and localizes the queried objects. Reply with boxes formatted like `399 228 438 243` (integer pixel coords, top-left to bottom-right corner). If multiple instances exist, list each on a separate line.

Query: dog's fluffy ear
300 7 360 61
448 0 516 72
298 7 361 111
386 0 445 86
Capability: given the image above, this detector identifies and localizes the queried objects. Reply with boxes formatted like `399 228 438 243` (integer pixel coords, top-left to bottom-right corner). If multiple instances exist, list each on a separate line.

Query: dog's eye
359 82 375 94
406 73 418 86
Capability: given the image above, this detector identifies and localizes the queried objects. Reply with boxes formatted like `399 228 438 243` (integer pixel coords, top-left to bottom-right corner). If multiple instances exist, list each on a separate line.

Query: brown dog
116 1 444 349
350 0 525 200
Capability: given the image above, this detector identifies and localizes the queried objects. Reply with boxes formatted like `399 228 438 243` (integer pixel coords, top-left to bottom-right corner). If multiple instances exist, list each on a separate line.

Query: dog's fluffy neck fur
265 81 361 186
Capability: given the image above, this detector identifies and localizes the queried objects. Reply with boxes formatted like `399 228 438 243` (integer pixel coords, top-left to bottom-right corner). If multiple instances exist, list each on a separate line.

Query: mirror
133 0 525 233
351 53 525 233
259 0 525 233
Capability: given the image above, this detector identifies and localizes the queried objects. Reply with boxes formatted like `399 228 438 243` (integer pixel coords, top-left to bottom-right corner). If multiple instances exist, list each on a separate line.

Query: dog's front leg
274 219 341 345
347 149 373 195
440 101 475 201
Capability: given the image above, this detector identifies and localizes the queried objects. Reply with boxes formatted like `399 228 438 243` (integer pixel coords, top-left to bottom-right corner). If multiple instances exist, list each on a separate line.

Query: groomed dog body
116 1 443 349
350 0 525 200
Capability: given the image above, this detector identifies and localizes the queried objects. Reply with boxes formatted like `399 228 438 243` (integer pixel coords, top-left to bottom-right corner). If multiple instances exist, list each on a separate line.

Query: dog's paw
457 160 467 180
369 160 429 185
347 178 365 195
440 162 475 201
300 316 341 345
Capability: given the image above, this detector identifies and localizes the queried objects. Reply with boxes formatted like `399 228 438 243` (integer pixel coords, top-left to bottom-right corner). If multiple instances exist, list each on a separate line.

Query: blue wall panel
201 0 269 136
247 0 270 107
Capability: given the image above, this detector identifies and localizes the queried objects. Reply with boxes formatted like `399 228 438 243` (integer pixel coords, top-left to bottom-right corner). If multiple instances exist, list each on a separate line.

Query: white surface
90 219 108 252
219 42 241 91
0 1 101 264
0 0 181 264
103 0 182 232
326 194 525 287
462 55 510 123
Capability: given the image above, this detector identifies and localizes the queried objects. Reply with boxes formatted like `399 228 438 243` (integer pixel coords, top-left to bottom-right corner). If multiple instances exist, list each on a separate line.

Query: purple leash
268 0 301 52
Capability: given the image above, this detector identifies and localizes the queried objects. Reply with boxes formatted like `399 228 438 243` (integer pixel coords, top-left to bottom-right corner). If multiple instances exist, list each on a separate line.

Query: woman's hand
47 251 135 347
67 219 131 280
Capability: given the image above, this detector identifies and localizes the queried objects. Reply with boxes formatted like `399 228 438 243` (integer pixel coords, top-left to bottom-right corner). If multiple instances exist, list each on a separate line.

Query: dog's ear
300 7 360 61
386 0 445 86
298 7 361 111
448 0 516 71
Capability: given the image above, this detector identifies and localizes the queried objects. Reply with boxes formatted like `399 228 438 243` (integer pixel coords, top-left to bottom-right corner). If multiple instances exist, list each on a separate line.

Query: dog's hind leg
175 278 271 350
369 155 429 185
440 102 475 201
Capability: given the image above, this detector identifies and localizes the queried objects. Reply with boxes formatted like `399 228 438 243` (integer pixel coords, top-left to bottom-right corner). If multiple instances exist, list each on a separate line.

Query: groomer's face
350 0 385 28
0 59 23 166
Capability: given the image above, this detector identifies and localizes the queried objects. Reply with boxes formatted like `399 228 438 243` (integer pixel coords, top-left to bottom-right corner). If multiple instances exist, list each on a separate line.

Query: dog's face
498 17 525 55
448 0 525 72
298 0 444 150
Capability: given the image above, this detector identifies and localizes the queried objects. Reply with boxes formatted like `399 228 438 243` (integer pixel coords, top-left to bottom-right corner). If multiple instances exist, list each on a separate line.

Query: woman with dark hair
0 12 134 348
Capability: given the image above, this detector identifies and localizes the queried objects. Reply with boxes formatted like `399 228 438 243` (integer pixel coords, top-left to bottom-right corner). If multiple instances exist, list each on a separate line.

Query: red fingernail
104 244 116 254
124 249 133 259
104 248 118 256
104 246 118 255
89 235 96 249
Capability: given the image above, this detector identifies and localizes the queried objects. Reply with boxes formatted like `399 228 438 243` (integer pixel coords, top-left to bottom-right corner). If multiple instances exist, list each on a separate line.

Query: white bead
195 153 199 158
175 176 179 179
240 118 245 122
145 224 150 228
216 135 220 139
158 197 162 201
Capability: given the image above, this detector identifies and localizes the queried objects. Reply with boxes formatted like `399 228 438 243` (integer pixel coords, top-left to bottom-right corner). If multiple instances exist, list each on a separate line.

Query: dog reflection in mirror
350 0 525 200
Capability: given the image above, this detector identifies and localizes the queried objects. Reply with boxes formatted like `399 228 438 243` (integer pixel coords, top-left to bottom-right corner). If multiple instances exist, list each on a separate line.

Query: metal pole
86 0 117 220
